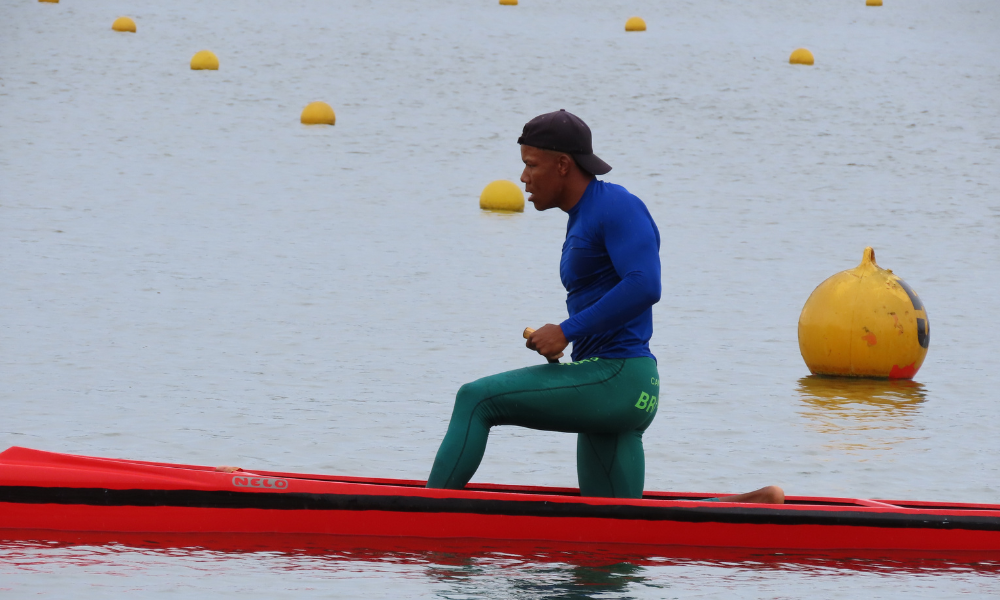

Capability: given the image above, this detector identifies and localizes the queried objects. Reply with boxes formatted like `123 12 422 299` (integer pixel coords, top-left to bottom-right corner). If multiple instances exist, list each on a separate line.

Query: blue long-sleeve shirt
559 180 661 362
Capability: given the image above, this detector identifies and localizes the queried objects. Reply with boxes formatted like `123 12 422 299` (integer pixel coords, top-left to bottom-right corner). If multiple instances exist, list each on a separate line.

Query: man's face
520 145 563 211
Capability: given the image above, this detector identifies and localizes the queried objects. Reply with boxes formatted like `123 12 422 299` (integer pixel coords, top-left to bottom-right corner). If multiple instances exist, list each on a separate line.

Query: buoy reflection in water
797 376 927 454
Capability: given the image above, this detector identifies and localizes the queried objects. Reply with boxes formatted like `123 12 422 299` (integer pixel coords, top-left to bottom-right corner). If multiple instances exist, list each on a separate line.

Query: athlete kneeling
426 110 783 504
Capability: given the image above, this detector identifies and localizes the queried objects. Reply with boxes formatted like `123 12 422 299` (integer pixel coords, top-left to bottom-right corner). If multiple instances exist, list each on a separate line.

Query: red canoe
1 446 998 554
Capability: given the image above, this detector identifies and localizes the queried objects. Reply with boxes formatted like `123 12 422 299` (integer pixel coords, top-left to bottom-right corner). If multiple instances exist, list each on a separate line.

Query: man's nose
520 170 529 184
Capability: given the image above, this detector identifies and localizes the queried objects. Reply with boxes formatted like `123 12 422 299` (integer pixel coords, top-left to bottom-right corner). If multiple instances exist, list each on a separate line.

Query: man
427 110 782 503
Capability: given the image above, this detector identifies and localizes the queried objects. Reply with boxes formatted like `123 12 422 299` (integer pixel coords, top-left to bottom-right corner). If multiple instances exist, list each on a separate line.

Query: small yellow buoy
625 17 647 32
112 17 136 33
38 0 59 3
479 180 524 213
789 48 814 65
798 247 930 379
190 50 219 71
300 101 336 125
499 0 518 5
866 0 883 6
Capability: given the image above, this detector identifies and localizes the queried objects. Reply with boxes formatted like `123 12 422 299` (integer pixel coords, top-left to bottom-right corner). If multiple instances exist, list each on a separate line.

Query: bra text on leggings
635 391 657 412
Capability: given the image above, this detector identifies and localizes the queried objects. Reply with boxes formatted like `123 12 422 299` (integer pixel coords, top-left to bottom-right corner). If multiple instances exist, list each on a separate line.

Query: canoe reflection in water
3 532 997 595
797 375 927 452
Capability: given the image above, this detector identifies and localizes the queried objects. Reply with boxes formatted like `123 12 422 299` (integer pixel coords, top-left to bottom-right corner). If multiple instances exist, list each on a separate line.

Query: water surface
2 0 999 596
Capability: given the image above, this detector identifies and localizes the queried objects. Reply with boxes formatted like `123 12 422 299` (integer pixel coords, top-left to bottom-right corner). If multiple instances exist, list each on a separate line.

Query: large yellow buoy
789 48 814 65
625 17 647 32
112 17 136 32
479 180 524 213
798 247 930 379
499 0 518 5
300 101 336 125
190 50 219 71
866 0 883 6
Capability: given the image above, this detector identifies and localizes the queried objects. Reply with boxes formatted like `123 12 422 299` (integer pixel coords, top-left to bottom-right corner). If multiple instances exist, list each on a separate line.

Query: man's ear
557 154 574 176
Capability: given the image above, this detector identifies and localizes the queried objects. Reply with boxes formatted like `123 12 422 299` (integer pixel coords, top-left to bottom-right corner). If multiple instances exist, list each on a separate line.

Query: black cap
517 109 612 175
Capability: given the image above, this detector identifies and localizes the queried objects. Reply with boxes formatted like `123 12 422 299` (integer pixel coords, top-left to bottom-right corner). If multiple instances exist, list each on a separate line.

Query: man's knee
762 485 785 504
456 379 490 409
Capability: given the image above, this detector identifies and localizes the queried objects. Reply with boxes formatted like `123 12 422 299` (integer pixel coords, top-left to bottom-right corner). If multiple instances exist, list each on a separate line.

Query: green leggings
426 357 659 498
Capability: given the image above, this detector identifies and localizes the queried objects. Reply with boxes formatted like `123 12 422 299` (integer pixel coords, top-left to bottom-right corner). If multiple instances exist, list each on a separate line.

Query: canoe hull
3 502 999 553
2 447 998 554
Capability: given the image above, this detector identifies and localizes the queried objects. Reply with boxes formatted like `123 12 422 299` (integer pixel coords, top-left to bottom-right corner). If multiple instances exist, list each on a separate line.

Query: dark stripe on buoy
897 279 924 311
917 318 930 349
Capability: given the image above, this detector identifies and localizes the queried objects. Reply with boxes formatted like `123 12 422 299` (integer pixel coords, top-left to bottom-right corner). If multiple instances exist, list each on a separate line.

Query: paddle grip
523 327 560 364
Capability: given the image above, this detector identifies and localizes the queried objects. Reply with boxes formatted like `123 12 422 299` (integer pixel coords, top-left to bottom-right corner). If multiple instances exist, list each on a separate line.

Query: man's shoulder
592 179 633 198
589 180 651 216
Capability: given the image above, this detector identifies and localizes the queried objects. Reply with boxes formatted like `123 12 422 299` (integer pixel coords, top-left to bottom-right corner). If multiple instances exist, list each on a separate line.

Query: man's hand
526 324 568 361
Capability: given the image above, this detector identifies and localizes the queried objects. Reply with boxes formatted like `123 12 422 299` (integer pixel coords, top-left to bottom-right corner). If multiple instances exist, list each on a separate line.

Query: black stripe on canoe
2 486 1000 532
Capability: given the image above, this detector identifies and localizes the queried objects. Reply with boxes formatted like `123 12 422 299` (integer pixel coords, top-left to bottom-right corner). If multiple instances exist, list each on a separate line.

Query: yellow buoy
190 50 219 71
625 17 647 32
112 17 136 33
499 0 518 5
798 247 930 379
479 180 524 213
300 101 336 125
38 0 59 3
789 48 814 65
866 0 883 6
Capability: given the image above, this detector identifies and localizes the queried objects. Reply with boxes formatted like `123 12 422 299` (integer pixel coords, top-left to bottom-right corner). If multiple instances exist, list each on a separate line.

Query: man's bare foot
716 485 784 504
214 466 243 473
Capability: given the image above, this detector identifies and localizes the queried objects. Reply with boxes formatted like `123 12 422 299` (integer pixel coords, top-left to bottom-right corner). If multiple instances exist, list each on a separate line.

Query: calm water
2 0 999 597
